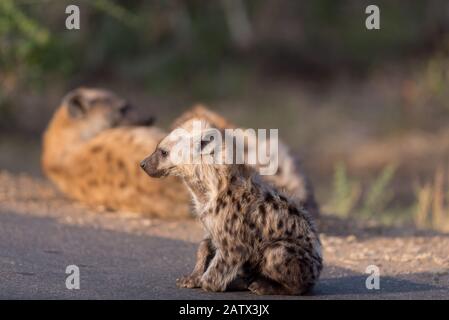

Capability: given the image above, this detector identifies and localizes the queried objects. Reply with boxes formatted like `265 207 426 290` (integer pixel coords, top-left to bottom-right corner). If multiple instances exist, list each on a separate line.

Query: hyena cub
140 119 322 295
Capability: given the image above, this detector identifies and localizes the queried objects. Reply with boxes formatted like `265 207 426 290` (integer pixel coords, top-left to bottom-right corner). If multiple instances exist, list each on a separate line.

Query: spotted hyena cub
140 119 322 295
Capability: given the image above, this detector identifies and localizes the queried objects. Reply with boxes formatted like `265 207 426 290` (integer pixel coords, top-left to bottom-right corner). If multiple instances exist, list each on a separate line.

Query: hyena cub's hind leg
226 261 255 291
176 238 215 288
249 241 320 295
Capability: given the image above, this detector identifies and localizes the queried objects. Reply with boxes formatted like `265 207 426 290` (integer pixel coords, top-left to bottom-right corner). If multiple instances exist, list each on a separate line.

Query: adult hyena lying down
42 87 190 218
42 88 316 219
140 118 322 295
171 105 320 218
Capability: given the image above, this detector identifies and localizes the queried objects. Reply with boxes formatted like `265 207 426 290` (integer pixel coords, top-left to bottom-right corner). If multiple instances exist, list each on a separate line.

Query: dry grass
414 166 449 232
324 163 396 219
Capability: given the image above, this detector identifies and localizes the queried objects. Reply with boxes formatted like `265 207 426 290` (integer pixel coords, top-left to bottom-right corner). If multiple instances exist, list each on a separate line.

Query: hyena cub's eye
160 149 169 158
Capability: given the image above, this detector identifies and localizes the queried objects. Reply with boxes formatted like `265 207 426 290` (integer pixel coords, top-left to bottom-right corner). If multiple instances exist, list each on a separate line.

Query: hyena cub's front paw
200 275 226 292
176 274 201 288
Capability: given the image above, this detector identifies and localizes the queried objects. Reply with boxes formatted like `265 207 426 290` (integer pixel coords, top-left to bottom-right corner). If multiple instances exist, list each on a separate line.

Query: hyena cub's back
42 87 190 218
171 105 320 218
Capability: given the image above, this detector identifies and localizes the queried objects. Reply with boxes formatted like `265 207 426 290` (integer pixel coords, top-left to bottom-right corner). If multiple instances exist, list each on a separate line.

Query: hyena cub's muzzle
140 149 169 178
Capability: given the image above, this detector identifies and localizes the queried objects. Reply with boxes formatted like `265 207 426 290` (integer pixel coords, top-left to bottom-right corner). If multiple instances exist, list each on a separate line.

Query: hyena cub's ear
199 127 225 157
63 89 90 118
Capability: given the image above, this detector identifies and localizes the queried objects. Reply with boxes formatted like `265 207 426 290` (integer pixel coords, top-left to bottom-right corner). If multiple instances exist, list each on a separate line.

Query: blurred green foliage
1 0 449 129
361 164 397 217
1 0 448 96
326 162 397 219
327 162 361 217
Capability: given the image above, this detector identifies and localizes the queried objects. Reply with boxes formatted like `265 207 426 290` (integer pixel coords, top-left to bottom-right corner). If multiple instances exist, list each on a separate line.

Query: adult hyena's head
140 118 224 178
61 87 154 140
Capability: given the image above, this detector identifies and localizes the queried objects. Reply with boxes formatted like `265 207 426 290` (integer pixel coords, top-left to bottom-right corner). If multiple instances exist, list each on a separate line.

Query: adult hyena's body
42 88 190 218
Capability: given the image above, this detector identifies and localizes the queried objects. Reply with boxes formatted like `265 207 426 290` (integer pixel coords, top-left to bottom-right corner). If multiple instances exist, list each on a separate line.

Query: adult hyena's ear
63 89 89 118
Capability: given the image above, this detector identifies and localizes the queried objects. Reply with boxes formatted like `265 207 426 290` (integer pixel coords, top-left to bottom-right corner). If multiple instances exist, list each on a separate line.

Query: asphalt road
0 211 447 300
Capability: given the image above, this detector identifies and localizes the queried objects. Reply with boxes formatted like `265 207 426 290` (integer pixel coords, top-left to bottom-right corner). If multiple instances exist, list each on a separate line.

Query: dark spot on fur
218 198 227 209
90 145 103 153
218 197 228 209
259 205 267 222
265 192 274 203
291 220 297 230
88 179 98 187
227 189 232 196
277 220 284 229
117 160 125 170
235 245 245 254
286 247 295 255
230 175 236 183
288 205 299 216
222 238 228 248
279 195 288 202
275 265 283 275
272 202 279 210
236 202 241 211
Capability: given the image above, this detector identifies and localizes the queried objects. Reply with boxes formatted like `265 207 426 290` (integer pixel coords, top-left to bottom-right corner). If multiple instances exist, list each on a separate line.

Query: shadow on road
317 215 449 239
315 265 446 299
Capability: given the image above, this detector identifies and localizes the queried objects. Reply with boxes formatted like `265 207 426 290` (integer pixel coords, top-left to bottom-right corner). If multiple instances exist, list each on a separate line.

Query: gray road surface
0 211 447 300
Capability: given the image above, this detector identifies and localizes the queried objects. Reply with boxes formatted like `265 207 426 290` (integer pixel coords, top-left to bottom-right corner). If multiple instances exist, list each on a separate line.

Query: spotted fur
141 119 323 295
171 105 320 218
42 87 190 218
